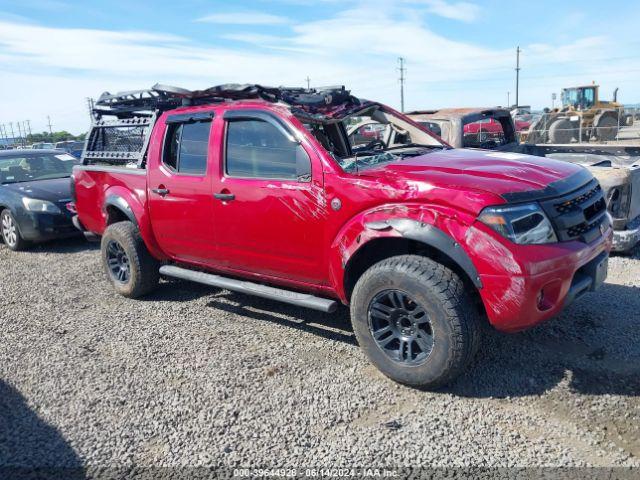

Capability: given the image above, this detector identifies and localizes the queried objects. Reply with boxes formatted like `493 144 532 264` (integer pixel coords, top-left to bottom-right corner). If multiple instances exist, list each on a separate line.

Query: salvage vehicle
30 142 55 150
0 149 80 250
408 108 640 252
71 85 612 388
54 140 85 159
526 84 629 144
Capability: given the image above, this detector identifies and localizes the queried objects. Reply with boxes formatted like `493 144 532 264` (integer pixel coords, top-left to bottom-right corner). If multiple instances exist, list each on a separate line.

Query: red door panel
211 113 326 285
147 113 216 263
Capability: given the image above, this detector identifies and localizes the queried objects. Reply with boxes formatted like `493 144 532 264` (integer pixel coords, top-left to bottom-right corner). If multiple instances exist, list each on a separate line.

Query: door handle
152 188 170 196
214 193 235 201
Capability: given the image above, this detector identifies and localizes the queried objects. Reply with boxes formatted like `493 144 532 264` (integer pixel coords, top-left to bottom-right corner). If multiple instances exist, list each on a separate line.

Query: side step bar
159 265 338 313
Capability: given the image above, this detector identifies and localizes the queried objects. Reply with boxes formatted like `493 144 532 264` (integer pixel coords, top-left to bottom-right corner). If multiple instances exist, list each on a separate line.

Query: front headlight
478 203 558 245
22 197 61 214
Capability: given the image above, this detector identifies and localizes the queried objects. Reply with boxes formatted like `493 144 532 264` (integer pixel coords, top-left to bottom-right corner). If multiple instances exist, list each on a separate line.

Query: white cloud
196 12 289 25
0 5 637 134
420 0 480 22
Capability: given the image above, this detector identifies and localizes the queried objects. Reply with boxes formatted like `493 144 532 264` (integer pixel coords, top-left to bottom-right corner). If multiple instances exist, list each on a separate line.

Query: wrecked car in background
408 108 640 252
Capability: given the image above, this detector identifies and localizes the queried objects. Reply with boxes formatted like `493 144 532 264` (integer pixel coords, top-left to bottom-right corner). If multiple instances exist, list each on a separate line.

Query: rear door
210 109 326 285
147 111 216 263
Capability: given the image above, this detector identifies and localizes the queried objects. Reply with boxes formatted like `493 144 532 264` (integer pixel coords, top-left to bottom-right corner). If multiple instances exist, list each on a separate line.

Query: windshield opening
299 105 445 172
0 153 79 184
561 87 596 110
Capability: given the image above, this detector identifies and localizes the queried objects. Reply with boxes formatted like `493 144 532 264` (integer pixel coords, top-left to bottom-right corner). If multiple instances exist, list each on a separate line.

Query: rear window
0 153 79 184
463 118 505 148
163 121 211 175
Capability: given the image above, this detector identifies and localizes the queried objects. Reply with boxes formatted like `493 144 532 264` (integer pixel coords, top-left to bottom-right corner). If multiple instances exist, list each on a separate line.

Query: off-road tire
548 118 578 144
1 209 30 251
595 115 618 142
350 255 481 389
101 221 159 298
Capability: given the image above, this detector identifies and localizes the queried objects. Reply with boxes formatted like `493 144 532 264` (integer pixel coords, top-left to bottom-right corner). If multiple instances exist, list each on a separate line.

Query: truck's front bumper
475 225 613 333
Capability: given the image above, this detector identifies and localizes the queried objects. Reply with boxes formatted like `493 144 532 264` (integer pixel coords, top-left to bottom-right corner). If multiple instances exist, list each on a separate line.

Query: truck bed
73 165 148 236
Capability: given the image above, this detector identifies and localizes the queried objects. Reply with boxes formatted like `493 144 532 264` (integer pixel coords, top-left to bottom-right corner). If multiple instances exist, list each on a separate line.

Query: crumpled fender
328 202 481 302
103 185 167 260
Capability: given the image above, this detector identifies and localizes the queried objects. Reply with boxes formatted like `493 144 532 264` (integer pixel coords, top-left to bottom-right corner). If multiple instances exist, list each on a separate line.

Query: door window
162 120 211 175
225 119 311 181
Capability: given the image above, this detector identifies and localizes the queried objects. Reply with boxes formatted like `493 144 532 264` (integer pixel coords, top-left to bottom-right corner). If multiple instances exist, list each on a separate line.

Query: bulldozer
527 83 629 144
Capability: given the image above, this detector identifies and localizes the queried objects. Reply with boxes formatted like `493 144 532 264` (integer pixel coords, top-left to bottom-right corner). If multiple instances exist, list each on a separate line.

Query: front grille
541 178 608 243
553 184 601 214
567 218 602 238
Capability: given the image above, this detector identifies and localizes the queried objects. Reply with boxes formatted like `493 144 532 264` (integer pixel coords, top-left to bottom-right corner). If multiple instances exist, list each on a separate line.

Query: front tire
101 221 159 298
1 209 30 251
350 255 480 389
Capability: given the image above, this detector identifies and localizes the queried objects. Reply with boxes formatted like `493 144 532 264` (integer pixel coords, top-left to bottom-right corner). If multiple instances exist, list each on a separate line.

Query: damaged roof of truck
93 83 377 123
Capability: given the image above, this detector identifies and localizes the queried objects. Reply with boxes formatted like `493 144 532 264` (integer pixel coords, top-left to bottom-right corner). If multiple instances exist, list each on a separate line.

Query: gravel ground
0 238 639 473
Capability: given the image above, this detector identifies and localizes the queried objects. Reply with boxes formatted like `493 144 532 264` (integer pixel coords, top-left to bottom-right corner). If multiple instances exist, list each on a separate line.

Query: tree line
26 131 86 143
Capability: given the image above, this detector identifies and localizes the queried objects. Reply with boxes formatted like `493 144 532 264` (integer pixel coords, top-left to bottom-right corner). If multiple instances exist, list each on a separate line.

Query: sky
0 0 639 135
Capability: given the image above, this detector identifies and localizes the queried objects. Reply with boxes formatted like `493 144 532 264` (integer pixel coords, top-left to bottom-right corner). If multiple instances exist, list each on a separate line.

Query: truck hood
363 148 586 201
1 177 72 202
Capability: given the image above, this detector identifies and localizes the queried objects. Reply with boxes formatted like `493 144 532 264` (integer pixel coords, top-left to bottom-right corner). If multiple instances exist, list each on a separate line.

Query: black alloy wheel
368 289 434 365
106 239 130 284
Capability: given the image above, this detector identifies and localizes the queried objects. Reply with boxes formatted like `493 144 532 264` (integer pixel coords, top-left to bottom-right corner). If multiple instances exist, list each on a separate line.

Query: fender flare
104 194 138 226
364 218 482 288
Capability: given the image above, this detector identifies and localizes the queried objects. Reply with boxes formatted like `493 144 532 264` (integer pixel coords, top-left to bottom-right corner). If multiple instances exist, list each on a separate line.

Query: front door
211 111 326 285
147 112 216 263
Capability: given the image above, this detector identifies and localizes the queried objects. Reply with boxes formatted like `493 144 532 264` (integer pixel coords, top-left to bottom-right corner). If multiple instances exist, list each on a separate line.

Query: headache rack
83 84 360 168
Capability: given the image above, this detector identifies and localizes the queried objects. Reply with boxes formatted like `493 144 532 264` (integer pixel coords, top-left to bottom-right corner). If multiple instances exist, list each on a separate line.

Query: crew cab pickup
72 84 612 388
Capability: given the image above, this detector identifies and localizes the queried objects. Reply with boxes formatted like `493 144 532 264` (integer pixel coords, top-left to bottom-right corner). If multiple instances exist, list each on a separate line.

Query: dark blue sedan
0 150 80 250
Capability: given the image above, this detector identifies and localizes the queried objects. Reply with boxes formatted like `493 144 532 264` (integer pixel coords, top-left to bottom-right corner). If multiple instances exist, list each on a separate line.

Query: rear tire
101 221 159 298
350 255 481 389
548 118 578 144
1 209 30 251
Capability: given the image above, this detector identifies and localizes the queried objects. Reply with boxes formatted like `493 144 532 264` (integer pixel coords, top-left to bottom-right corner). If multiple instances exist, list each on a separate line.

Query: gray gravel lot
0 238 639 471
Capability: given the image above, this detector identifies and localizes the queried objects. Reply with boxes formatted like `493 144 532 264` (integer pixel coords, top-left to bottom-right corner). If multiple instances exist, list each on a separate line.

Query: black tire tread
351 254 480 388
101 221 159 298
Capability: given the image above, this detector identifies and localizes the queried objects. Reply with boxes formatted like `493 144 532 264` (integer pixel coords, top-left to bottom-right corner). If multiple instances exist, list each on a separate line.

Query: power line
398 57 406 113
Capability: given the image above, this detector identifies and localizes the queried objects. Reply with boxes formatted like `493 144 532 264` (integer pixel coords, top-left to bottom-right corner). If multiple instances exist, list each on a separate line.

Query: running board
159 265 338 313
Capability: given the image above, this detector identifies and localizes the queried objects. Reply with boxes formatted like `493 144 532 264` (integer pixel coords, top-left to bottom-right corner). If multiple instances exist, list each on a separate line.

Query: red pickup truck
72 84 612 388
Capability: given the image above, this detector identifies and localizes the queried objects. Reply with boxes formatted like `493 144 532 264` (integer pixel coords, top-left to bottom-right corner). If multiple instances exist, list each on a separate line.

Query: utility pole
47 115 53 136
25 120 32 137
16 122 24 147
305 76 311 90
507 92 510 107
515 46 521 108
398 57 406 112
9 122 15 146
